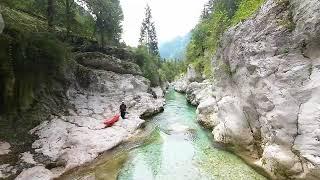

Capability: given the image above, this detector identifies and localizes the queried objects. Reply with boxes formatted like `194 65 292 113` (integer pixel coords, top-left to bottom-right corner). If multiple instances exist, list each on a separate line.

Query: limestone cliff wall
180 0 320 179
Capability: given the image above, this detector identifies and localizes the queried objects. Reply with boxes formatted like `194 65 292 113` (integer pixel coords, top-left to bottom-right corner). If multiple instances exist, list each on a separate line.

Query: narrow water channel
61 90 267 180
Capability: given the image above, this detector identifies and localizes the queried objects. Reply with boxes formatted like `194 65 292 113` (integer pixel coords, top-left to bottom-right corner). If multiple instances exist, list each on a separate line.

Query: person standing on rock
120 101 127 119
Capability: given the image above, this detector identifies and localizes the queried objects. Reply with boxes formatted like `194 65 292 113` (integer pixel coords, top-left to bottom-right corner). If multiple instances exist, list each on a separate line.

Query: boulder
186 80 212 106
173 75 188 93
151 87 164 98
196 97 218 129
174 64 204 93
75 52 142 76
186 65 202 82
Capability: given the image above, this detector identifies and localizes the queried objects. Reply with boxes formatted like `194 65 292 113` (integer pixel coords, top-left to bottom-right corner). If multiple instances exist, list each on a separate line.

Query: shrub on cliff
185 0 265 78
231 0 265 25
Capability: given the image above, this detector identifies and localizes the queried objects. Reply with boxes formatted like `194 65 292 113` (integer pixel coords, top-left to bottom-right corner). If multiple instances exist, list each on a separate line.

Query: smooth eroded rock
0 142 11 155
27 68 165 177
16 166 52 180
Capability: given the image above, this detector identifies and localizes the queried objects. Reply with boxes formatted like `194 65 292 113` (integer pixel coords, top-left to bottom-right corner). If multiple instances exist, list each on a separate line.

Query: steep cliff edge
177 0 320 179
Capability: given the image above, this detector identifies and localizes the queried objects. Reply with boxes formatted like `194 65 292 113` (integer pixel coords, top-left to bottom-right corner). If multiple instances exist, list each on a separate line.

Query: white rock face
16 166 52 180
186 65 202 82
20 152 37 165
152 87 165 98
0 142 11 155
16 65 165 179
174 65 203 93
185 80 213 106
183 0 320 179
173 75 188 93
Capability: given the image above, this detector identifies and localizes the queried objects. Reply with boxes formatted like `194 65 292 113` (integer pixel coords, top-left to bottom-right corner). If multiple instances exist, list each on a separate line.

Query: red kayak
104 114 120 127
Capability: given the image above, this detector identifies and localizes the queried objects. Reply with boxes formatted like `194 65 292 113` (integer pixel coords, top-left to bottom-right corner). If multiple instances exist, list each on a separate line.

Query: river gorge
60 90 267 180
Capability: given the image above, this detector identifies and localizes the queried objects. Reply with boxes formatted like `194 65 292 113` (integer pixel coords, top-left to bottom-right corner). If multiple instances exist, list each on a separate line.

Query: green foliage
0 32 69 115
1 0 96 39
186 0 265 78
139 5 159 56
134 46 161 86
186 6 230 77
1 6 47 32
159 60 187 82
231 0 265 25
82 0 124 46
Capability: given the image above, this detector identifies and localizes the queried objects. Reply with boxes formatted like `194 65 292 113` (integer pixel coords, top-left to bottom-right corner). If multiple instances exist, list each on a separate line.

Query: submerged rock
168 123 195 133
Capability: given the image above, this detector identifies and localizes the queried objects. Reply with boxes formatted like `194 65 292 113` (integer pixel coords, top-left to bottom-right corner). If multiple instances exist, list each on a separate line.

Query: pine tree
80 0 124 47
139 5 159 56
201 0 215 20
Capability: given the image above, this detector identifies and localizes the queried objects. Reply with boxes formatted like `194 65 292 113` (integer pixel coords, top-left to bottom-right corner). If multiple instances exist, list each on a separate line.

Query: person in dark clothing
120 101 127 119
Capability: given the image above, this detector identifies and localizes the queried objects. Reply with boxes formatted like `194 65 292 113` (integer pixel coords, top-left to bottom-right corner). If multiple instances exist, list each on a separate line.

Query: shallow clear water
61 90 267 180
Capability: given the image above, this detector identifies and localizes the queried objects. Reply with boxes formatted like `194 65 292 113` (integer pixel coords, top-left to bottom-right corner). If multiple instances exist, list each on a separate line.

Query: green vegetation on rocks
231 0 265 25
184 0 265 78
134 46 161 86
159 60 187 82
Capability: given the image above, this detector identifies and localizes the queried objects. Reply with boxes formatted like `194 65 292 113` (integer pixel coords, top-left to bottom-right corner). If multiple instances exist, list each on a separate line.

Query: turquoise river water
61 90 267 180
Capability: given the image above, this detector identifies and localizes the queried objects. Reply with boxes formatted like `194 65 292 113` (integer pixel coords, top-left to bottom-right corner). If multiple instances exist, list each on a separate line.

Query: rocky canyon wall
177 0 320 179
